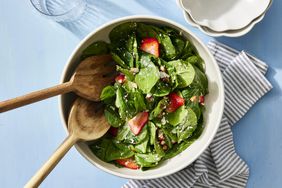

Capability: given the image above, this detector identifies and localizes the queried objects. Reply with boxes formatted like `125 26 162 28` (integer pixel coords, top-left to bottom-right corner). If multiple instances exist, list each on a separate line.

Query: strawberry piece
116 158 139 170
140 38 159 57
166 93 185 113
108 127 118 137
115 74 125 84
128 112 149 135
199 95 205 105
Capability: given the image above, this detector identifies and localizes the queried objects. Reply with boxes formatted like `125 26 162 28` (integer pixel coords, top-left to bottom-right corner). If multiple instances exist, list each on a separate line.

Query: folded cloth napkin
123 41 273 188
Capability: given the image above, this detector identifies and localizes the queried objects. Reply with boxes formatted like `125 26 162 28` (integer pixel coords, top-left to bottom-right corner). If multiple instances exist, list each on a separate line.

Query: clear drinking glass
30 0 86 22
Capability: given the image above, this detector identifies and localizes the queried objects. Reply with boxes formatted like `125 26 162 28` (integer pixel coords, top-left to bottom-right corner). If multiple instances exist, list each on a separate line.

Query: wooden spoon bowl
24 98 110 188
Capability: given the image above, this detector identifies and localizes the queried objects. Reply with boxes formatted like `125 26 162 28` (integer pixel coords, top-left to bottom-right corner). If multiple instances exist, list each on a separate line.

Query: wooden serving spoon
0 54 115 113
24 97 110 188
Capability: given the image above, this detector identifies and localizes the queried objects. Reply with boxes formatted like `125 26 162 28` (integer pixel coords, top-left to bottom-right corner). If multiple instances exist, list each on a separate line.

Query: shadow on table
135 0 180 21
58 0 182 39
59 0 131 38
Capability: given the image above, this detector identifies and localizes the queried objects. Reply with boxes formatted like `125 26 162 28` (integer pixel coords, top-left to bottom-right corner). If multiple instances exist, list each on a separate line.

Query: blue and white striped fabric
123 41 272 188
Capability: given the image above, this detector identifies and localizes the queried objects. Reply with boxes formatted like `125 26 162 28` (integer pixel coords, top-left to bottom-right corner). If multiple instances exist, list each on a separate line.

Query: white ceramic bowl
59 15 224 179
180 0 270 32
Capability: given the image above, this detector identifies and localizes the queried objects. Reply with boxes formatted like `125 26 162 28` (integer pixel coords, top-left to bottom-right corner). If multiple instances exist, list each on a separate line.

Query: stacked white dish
177 0 272 37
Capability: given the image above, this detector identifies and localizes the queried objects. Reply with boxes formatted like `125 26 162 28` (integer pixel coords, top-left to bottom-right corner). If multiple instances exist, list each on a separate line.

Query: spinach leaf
190 115 204 139
109 22 137 43
190 66 209 96
172 37 185 58
121 50 134 68
163 26 187 58
165 62 179 89
175 108 198 143
148 121 157 145
100 86 116 101
111 52 128 69
180 40 198 59
159 33 177 60
89 138 111 161
137 23 161 39
126 34 139 68
104 106 124 127
123 90 146 114
154 137 165 157
150 81 171 97
90 138 134 162
139 53 154 68
105 142 134 161
125 124 148 144
162 126 178 143
163 139 195 160
181 88 200 100
116 124 148 145
164 115 203 160
135 56 160 93
115 123 130 141
187 102 203 120
81 41 110 59
131 91 146 113
164 133 172 149
167 60 195 88
115 86 127 120
167 105 188 126
112 47 134 68
135 135 149 153
149 98 168 120
185 55 205 73
135 153 162 168
122 80 137 93
110 24 138 68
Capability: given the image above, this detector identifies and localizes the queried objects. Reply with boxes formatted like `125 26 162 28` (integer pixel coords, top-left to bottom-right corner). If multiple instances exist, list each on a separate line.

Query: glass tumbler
30 0 86 22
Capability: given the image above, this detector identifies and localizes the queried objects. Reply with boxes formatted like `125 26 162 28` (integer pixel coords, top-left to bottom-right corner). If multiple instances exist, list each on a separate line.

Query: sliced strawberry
108 127 118 137
116 158 139 170
199 95 205 105
140 38 159 57
166 93 185 113
128 112 149 135
115 74 125 84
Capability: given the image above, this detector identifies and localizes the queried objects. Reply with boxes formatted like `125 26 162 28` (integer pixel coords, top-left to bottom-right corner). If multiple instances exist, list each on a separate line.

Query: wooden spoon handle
0 81 73 113
24 134 78 188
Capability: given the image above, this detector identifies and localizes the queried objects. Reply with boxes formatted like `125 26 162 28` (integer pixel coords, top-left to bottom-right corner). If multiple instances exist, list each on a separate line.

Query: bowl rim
59 15 225 179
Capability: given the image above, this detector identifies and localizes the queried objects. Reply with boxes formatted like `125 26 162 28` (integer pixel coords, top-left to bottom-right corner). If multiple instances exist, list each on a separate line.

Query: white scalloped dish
183 10 265 37
180 0 270 32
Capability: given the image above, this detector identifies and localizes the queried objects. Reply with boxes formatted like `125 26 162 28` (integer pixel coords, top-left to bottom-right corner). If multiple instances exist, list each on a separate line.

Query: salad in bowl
81 22 208 170
60 16 224 179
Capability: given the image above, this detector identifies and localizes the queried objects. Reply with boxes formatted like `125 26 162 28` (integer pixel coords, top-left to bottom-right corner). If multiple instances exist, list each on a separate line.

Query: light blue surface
0 0 281 187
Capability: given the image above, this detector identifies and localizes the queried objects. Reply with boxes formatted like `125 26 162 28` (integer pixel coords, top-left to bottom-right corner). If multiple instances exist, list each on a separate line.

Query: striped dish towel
123 41 272 188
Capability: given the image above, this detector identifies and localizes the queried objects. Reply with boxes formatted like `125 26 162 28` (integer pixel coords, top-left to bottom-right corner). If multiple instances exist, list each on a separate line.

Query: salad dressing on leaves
84 22 208 170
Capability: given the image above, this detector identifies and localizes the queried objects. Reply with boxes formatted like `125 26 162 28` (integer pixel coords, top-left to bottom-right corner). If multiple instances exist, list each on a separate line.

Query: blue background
0 0 281 187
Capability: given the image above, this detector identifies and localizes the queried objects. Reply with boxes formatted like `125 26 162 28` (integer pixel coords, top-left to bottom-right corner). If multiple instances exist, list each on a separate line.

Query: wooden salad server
24 97 110 188
0 55 115 113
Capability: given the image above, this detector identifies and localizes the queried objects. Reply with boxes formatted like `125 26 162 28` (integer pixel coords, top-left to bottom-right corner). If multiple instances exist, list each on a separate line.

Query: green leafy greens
83 22 208 170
